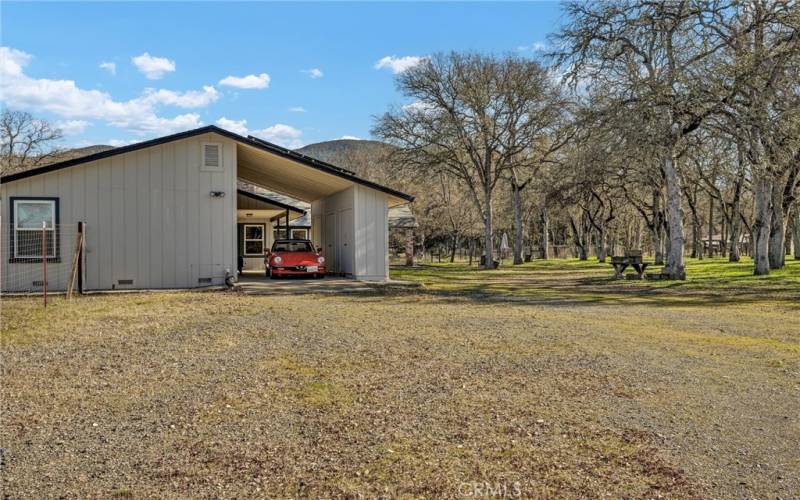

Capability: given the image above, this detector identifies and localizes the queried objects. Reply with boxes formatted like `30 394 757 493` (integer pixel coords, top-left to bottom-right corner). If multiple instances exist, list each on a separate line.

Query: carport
230 132 414 281
236 188 306 273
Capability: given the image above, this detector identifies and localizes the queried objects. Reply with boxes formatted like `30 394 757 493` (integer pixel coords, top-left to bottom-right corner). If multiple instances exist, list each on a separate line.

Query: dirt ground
1 266 799 498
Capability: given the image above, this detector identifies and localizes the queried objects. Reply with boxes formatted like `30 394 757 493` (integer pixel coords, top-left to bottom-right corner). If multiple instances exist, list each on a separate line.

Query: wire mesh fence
1 223 85 296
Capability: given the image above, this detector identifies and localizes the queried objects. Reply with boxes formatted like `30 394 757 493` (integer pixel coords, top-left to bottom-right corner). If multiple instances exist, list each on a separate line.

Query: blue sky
1 2 562 149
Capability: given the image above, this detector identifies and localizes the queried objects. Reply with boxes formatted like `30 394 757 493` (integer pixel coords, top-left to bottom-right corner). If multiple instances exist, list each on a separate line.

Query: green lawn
391 257 800 307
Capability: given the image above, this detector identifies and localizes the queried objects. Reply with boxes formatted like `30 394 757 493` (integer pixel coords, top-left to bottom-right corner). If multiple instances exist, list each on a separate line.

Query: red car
265 239 326 279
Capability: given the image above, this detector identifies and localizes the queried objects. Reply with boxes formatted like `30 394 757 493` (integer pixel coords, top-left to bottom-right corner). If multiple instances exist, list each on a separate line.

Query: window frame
9 196 61 263
290 228 309 240
273 228 288 241
242 223 266 256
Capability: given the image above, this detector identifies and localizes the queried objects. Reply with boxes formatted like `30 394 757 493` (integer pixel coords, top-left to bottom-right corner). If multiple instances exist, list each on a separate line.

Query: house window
291 229 308 240
243 224 265 255
10 198 60 262
273 228 288 241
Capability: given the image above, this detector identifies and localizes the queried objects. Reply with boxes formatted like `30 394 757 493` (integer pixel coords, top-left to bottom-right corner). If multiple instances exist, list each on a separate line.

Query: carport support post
285 209 289 238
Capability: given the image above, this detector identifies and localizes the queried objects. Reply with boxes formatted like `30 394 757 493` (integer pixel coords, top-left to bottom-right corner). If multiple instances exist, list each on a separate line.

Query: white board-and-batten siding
0 134 238 291
354 185 389 280
311 185 389 281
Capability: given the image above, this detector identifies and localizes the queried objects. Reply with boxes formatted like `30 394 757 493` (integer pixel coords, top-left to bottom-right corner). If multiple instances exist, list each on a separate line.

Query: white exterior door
324 211 337 273
338 208 354 275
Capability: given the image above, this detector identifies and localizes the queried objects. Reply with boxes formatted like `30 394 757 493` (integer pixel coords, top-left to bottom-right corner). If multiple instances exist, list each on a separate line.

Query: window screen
11 198 59 261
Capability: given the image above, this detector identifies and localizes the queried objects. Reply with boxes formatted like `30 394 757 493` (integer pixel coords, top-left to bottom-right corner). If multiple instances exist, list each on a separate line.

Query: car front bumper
270 265 327 276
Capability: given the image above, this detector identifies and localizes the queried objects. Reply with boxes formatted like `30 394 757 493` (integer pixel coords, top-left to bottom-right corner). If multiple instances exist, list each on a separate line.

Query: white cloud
375 55 426 74
0 46 213 136
518 42 548 53
56 120 90 135
302 68 323 79
139 86 220 108
218 73 270 89
132 52 175 80
0 47 30 76
253 124 303 149
403 100 436 115
288 106 306 113
338 135 361 140
214 118 303 148
215 117 249 136
99 61 116 75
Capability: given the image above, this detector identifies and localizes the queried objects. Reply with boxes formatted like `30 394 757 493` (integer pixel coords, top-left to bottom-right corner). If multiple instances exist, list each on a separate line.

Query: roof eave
1 125 415 203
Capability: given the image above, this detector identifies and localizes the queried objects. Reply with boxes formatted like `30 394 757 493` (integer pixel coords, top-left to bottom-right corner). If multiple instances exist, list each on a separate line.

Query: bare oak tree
554 0 738 279
1 110 63 175
374 52 561 268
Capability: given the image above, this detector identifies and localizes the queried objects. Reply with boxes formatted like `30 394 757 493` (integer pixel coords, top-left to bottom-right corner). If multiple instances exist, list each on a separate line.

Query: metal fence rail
1 223 85 297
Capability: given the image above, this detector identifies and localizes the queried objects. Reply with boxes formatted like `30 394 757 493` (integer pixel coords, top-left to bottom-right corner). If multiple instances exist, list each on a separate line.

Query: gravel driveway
1 288 798 498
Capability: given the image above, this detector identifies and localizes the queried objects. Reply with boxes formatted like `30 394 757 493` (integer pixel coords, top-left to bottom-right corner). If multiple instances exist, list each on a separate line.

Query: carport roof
237 189 306 215
1 125 415 205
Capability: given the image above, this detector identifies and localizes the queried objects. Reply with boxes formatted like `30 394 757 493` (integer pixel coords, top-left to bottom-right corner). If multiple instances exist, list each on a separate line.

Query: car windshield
272 240 313 252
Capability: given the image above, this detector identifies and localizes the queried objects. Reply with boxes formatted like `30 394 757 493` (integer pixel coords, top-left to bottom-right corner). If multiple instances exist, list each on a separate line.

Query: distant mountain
49 145 116 163
295 139 400 186
2 145 117 176
296 139 389 165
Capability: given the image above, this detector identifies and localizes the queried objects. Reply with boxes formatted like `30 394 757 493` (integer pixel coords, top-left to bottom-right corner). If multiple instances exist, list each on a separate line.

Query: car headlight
273 256 282 264
317 256 325 264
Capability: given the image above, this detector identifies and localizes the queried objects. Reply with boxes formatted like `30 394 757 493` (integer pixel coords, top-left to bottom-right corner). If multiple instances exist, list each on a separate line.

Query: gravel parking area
1 278 798 498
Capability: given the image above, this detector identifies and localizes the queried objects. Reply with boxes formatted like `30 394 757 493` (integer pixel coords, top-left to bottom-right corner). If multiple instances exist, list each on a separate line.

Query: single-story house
0 125 413 291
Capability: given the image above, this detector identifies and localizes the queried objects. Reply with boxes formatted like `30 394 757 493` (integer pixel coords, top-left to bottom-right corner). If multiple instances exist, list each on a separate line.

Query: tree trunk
768 182 787 269
707 196 714 257
662 153 686 279
512 182 524 265
687 192 702 260
793 209 800 259
728 143 747 262
468 238 475 266
404 229 414 267
752 174 772 275
569 215 588 261
651 225 663 266
729 210 742 262
596 227 607 262
540 209 550 259
450 232 459 263
482 187 494 269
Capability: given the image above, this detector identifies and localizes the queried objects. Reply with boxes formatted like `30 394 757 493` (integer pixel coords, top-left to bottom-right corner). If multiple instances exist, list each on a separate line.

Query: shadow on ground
238 259 800 310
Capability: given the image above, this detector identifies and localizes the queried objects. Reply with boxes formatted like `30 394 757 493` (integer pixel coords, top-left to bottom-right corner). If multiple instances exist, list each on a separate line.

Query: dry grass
1 262 799 498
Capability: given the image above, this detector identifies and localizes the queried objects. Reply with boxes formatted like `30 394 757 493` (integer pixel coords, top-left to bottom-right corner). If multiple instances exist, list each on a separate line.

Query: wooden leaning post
66 222 85 299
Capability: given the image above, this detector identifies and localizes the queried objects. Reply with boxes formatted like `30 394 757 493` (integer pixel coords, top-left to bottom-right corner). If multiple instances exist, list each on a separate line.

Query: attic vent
202 143 222 171
118 279 134 286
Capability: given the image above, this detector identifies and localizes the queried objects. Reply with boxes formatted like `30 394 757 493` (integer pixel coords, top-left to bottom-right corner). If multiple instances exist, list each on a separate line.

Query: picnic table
610 250 651 279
